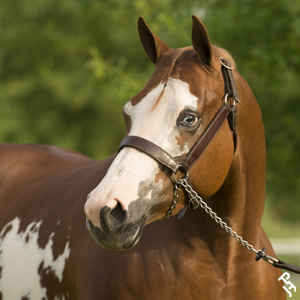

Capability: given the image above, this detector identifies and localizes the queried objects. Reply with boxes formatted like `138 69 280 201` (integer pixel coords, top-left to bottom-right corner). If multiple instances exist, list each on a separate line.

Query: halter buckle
224 93 236 106
255 248 278 265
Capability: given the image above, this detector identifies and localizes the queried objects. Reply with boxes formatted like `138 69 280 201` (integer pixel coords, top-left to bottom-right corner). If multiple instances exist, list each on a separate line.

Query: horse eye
183 114 198 126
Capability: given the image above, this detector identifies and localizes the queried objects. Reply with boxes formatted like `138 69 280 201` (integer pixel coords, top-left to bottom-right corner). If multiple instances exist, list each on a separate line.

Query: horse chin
86 217 147 250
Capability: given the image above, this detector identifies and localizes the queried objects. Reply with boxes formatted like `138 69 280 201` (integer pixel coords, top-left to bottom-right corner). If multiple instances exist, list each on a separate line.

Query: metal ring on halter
172 172 188 185
224 93 236 106
219 57 234 70
172 173 181 185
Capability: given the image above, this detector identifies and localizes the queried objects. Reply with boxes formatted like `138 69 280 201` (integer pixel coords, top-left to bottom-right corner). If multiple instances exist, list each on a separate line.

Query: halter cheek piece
119 58 238 180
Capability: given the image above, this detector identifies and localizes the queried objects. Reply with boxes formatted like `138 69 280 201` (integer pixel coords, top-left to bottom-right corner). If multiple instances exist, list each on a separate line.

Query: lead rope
163 175 300 275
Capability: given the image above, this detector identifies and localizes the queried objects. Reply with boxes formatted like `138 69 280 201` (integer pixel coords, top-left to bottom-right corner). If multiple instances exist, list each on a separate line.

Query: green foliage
203 0 300 222
0 0 300 222
0 0 200 158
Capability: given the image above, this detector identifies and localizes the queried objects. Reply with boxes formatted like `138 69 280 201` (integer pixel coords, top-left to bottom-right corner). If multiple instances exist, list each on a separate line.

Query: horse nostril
109 202 128 230
100 201 128 231
86 218 91 231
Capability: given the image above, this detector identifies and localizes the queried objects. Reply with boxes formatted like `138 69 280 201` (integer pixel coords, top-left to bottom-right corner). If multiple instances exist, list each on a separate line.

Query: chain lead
162 175 283 266
162 179 181 220
164 175 259 254
178 177 258 253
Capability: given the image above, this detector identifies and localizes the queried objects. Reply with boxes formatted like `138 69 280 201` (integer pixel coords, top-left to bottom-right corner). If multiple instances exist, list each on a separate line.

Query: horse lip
86 215 147 250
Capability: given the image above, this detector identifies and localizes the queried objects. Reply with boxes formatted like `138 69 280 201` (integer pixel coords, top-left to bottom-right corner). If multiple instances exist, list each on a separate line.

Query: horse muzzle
85 200 148 250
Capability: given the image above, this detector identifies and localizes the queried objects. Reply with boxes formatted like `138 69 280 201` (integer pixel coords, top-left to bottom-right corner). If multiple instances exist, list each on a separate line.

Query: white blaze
124 77 199 155
88 78 199 222
0 217 71 299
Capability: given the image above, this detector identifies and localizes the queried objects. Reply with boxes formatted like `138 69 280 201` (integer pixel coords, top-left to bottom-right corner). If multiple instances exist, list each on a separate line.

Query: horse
0 15 286 300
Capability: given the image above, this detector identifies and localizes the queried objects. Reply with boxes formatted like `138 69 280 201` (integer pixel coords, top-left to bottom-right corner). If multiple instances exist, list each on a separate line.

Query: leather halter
118 59 300 276
119 58 239 175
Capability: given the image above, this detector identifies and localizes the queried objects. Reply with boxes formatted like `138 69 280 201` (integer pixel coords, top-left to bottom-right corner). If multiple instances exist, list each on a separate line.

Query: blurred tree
0 0 199 158
203 0 300 222
0 0 299 222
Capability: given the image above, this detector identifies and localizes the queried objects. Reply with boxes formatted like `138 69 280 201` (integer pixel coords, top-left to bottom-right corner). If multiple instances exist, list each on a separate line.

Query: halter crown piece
118 58 300 275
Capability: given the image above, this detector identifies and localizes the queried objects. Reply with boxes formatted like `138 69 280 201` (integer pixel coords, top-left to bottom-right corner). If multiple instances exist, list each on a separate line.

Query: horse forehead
124 77 199 118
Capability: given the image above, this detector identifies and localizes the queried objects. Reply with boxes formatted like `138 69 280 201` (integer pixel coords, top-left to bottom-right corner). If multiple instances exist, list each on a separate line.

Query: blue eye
183 114 198 126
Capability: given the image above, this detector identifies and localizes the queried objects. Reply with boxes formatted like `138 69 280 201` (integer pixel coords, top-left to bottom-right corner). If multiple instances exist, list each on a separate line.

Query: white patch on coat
0 217 71 299
86 78 198 226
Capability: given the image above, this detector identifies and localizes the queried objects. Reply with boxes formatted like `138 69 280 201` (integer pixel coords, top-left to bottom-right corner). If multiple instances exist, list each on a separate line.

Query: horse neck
222 78 266 237
182 77 266 255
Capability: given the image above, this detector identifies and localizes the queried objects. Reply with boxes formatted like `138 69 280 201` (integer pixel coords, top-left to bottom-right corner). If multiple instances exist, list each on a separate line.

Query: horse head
84 16 240 250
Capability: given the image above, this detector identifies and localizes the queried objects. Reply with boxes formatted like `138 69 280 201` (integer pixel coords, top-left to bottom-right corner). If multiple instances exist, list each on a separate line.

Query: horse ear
138 16 170 64
192 15 212 66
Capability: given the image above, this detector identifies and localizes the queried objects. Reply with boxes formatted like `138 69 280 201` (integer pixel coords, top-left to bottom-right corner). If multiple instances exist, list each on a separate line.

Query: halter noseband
119 58 239 176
